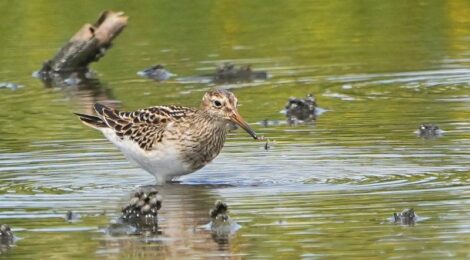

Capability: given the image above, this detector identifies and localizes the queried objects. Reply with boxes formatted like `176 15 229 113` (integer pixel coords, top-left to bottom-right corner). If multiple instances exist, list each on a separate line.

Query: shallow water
2 0 470 259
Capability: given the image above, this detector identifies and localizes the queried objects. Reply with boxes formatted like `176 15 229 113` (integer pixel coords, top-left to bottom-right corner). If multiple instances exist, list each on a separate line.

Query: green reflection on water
0 0 469 147
2 0 470 259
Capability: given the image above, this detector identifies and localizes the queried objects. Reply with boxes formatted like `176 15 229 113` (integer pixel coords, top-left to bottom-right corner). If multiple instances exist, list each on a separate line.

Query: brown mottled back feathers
93 103 196 151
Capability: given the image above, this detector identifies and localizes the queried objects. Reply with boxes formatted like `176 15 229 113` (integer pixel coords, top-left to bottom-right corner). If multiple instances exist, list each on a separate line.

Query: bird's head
202 89 258 139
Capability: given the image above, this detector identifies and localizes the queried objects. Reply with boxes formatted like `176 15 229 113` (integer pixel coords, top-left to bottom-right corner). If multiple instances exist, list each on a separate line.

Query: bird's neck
179 111 229 170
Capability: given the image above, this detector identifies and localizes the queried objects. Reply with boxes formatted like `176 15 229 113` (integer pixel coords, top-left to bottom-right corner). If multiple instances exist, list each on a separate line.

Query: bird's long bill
230 112 258 140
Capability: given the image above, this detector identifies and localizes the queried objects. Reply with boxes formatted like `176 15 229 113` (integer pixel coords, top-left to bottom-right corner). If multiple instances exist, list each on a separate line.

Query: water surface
2 0 470 259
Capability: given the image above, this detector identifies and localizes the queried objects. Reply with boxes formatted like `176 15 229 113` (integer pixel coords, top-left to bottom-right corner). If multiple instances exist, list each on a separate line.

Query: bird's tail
74 112 108 129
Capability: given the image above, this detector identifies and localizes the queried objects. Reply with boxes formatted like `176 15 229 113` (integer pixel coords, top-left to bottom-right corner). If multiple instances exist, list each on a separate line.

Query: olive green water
2 0 470 259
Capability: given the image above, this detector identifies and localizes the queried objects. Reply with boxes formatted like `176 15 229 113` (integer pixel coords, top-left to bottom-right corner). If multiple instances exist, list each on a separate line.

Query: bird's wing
94 103 196 151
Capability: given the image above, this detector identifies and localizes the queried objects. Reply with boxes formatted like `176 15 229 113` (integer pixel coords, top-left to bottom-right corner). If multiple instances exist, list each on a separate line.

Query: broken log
37 10 128 77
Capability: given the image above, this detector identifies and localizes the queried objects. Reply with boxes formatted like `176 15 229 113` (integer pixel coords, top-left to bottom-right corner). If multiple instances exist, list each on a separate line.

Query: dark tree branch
37 10 128 76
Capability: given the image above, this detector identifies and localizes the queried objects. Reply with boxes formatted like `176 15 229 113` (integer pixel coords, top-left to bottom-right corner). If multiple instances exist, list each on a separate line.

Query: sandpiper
75 89 258 183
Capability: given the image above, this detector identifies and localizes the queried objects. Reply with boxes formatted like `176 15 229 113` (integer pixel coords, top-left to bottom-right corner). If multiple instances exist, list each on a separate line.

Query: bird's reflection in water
35 70 119 113
98 184 241 258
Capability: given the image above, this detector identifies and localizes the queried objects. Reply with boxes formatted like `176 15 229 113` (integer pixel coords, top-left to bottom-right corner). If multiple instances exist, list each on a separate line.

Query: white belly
101 129 191 183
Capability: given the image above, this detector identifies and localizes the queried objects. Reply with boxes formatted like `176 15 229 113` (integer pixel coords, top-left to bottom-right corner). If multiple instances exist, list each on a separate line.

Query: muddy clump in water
416 124 443 138
0 224 14 252
393 208 417 225
212 63 268 83
108 188 162 235
209 200 240 244
284 94 317 125
137 64 175 81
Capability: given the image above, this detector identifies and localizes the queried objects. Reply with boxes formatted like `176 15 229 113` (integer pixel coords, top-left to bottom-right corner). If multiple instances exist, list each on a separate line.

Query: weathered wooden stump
36 10 128 78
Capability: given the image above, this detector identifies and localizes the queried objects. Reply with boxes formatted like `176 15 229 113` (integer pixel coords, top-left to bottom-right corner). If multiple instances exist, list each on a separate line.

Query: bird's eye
213 100 222 107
